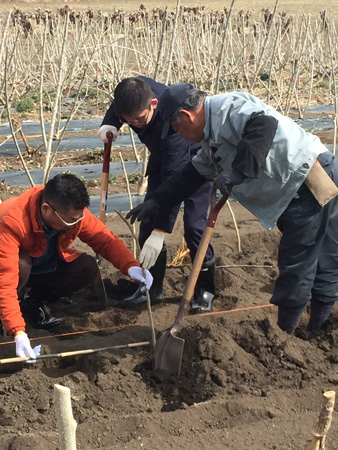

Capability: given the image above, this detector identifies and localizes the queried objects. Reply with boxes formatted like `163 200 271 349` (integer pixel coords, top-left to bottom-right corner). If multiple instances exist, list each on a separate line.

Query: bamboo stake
310 390 336 450
54 384 77 450
0 341 150 365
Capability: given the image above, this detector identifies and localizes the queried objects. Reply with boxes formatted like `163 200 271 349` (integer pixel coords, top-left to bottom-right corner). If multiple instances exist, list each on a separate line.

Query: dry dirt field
1 202 338 450
1 0 338 19
1 2 338 450
1 130 338 450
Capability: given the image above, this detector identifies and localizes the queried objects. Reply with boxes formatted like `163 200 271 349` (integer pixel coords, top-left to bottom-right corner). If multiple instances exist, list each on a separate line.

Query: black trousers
271 151 338 308
18 252 99 303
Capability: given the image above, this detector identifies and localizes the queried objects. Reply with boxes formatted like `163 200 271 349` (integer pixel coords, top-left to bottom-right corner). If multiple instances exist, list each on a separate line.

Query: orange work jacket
0 186 140 335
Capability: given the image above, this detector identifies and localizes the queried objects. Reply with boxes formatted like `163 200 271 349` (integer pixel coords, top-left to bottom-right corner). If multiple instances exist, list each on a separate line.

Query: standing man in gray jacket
127 83 338 335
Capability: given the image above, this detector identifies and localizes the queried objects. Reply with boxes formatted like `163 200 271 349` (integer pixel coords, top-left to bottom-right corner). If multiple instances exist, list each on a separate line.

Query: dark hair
43 174 90 210
114 77 153 116
171 90 206 124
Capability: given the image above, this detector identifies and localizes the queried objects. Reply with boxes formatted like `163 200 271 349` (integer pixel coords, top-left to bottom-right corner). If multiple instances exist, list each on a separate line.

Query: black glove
126 199 160 224
216 169 246 195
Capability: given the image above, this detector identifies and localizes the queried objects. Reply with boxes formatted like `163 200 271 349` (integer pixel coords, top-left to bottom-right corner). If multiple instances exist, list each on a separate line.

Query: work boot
307 300 335 331
277 304 306 334
20 294 62 329
191 259 216 314
122 247 166 307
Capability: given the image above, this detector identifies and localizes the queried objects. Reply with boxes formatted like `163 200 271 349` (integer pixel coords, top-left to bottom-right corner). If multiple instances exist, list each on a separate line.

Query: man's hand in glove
97 125 118 143
15 331 37 359
139 229 165 269
126 199 160 224
216 169 246 195
128 266 153 290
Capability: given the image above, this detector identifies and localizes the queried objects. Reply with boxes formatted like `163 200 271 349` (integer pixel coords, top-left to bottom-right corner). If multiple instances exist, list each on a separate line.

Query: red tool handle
99 131 114 223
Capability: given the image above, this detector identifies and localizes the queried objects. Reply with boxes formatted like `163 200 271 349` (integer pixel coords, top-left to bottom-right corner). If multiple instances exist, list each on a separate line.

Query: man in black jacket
97 76 215 313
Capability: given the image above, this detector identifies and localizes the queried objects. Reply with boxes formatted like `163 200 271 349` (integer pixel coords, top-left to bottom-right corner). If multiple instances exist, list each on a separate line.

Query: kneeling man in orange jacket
0 173 152 359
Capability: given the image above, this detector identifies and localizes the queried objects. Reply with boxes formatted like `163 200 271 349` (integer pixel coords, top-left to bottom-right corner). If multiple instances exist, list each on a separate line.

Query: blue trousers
271 151 338 308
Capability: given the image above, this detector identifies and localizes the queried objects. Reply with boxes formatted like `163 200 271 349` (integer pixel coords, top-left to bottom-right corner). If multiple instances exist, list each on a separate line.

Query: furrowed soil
1 161 338 449
1 2 338 448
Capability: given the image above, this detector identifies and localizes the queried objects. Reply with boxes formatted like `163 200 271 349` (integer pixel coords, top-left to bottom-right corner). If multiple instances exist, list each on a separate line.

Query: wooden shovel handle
171 188 231 334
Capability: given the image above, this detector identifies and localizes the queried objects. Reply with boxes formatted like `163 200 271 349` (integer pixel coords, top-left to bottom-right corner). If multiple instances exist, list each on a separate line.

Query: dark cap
158 83 196 139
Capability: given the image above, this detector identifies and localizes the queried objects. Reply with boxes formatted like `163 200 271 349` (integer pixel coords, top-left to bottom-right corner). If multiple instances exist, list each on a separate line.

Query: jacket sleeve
101 100 123 130
78 209 140 274
150 133 195 232
232 113 278 179
153 162 208 210
0 222 26 336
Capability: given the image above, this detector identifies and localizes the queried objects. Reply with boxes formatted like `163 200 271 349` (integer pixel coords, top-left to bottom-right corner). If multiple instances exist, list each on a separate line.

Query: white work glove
139 229 165 269
15 332 38 360
26 344 42 364
97 125 118 143
128 266 153 291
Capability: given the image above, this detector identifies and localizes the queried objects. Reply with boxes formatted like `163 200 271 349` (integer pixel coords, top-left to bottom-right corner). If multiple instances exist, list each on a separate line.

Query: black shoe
307 300 335 331
277 305 305 334
121 285 163 308
21 296 62 329
191 290 214 314
191 259 216 314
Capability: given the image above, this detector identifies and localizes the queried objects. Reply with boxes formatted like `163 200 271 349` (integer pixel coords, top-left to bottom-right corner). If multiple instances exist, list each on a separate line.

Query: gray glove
139 229 165 269
216 169 246 195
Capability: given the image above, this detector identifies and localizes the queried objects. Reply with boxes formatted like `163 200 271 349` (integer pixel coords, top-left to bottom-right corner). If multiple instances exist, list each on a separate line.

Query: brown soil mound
1 203 338 450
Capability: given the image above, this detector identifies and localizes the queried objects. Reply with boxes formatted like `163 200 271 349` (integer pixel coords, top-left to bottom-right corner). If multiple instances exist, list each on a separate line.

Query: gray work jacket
192 92 327 229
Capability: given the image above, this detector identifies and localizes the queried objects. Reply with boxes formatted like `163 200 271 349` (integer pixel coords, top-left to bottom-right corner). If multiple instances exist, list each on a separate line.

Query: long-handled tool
98 131 114 224
93 131 114 310
0 341 150 365
154 188 231 377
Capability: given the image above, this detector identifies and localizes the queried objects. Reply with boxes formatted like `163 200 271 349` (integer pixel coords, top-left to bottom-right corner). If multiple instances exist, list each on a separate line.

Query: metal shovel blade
153 189 231 378
154 329 185 377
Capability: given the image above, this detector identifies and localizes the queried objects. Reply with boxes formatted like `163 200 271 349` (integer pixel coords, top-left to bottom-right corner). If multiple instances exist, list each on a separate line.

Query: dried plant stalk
114 209 156 350
168 237 191 267
118 151 137 256
227 201 242 253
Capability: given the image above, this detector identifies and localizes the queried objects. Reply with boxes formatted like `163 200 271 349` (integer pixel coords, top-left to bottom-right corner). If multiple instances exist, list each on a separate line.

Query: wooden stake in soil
310 390 336 450
54 384 77 450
